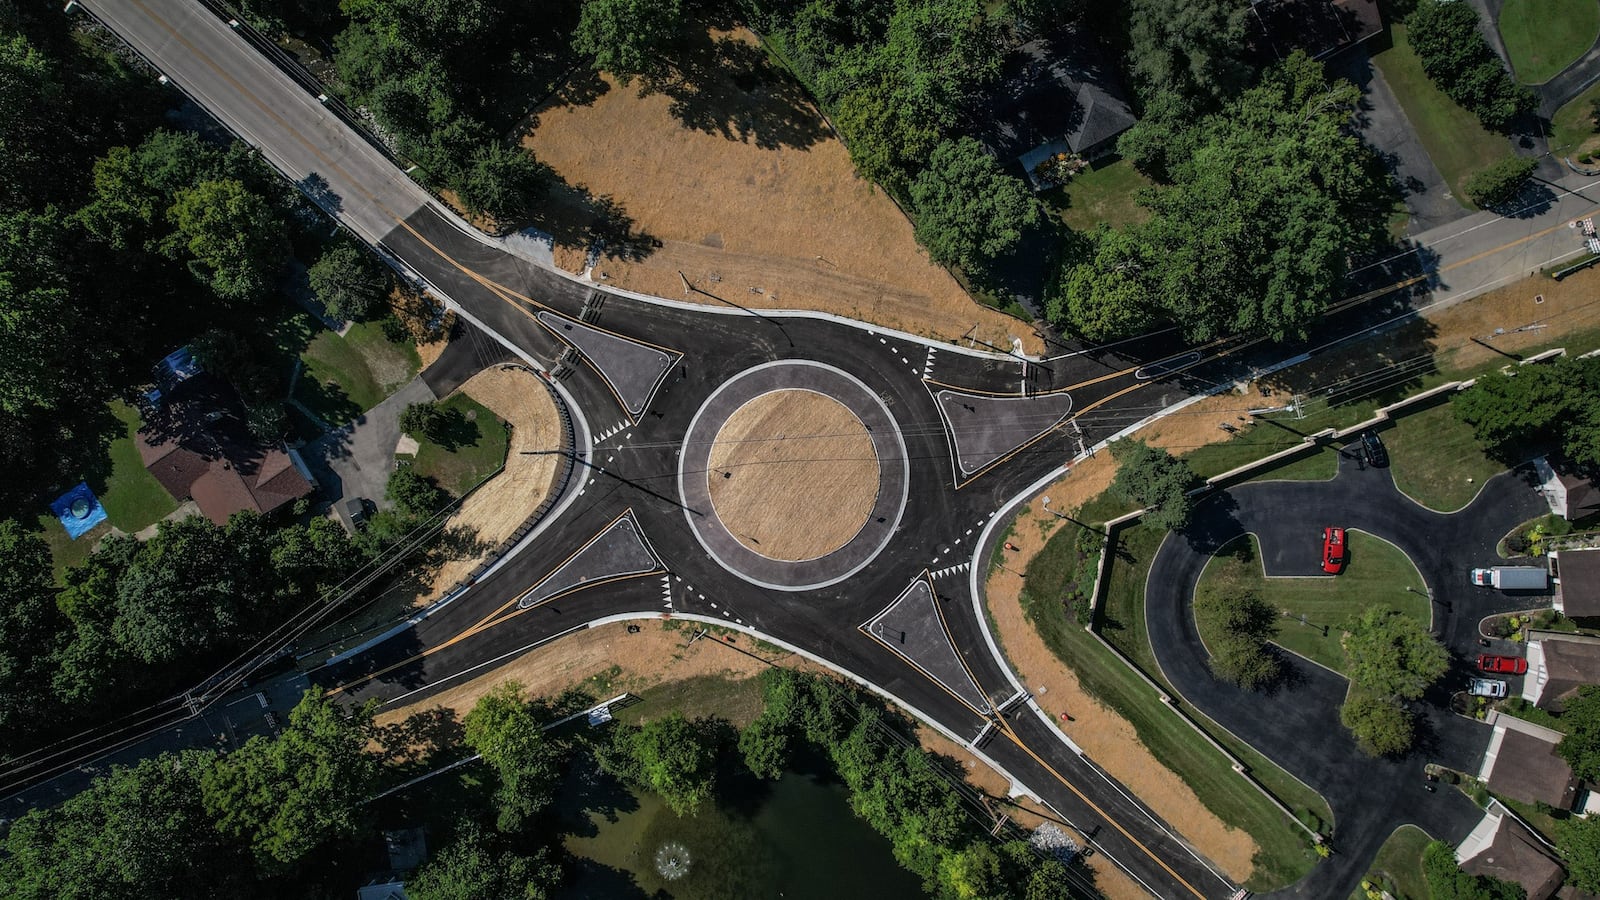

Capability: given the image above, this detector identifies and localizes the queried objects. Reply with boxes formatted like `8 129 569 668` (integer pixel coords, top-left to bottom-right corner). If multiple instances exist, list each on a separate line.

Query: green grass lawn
1383 401 1505 512
1357 825 1433 900
1046 156 1152 232
1022 521 1327 890
1372 23 1516 207
1197 532 1429 674
1551 78 1600 155
39 399 178 579
291 317 420 428
409 394 510 496
1498 0 1600 84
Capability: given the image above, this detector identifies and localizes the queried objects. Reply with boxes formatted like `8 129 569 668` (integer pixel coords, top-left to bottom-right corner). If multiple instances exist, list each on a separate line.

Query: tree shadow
526 175 661 265
377 706 467 773
640 28 828 152
296 172 343 218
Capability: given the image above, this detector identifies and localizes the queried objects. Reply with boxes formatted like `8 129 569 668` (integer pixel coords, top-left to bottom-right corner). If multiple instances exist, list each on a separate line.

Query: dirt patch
981 391 1273 884
415 335 447 371
414 367 564 596
520 26 1039 353
706 389 877 560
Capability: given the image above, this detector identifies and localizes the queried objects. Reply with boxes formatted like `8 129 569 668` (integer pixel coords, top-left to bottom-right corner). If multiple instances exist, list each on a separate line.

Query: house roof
1460 815 1565 900
1557 549 1600 618
1485 728 1580 809
136 371 312 525
1531 633 1600 709
981 31 1137 161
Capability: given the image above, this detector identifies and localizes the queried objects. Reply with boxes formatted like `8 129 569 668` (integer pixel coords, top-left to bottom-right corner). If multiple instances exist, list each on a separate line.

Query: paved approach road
1146 450 1550 898
58 0 1600 896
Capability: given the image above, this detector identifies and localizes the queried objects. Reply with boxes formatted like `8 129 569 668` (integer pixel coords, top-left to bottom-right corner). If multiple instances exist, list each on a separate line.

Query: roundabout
679 361 908 591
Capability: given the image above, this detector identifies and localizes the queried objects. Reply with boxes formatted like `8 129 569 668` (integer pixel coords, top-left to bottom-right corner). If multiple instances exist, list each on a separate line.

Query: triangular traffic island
536 311 682 418
928 384 1074 486
518 510 664 609
862 574 992 715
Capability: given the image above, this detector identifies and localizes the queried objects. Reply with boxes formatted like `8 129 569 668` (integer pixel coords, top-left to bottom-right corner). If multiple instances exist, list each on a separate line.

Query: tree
387 466 449 518
1464 157 1537 210
1343 606 1449 701
1407 1 1534 132
572 0 683 85
307 240 388 322
1423 840 1527 900
1193 587 1281 690
0 520 69 749
112 515 249 665
1125 0 1251 107
909 137 1040 273
458 143 548 227
407 822 563 900
401 399 446 440
1453 355 1600 468
738 713 792 780
169 178 288 303
463 682 562 831
1557 813 1600 892
1557 685 1600 781
0 751 250 900
200 689 380 870
1108 438 1196 530
1056 52 1391 343
601 712 719 816
1340 691 1416 757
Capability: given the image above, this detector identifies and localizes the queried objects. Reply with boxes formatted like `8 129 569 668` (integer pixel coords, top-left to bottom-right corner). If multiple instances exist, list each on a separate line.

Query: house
1535 457 1600 521
355 880 406 900
136 362 314 526
1479 712 1580 810
980 29 1138 188
1456 801 1566 900
1554 548 1600 622
1524 630 1600 709
1247 0 1383 62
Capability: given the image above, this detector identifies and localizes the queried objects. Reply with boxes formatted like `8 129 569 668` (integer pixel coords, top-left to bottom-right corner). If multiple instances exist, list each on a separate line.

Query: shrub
1407 1 1535 131
1463 156 1537 209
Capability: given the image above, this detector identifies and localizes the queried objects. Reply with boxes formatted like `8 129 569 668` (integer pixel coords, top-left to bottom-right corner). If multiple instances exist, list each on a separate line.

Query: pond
556 759 928 900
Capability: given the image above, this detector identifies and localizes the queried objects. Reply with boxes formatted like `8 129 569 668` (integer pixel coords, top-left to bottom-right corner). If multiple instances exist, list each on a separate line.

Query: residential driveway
1328 47 1471 233
304 375 436 509
1144 449 1550 897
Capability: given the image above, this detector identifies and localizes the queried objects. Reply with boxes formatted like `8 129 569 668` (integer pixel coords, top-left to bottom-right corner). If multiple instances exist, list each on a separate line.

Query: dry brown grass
706 389 877 560
520 26 1039 353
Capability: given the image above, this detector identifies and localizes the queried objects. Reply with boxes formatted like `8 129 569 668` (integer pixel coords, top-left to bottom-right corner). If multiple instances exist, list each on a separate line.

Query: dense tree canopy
0 751 248 900
601 711 720 816
308 239 390 321
1343 606 1449 701
1558 813 1600 892
1051 52 1392 343
201 689 381 870
1557 685 1600 782
1407 1 1534 132
0 521 69 746
407 823 562 900
169 178 289 304
1125 0 1251 108
572 0 684 85
463 682 562 831
1454 356 1600 469
1108 438 1196 530
910 137 1041 273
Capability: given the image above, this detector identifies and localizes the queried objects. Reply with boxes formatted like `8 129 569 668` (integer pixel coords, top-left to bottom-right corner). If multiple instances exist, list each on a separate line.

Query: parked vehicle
1469 678 1508 698
1477 654 1528 675
1322 527 1346 574
1361 431 1388 468
1469 566 1548 590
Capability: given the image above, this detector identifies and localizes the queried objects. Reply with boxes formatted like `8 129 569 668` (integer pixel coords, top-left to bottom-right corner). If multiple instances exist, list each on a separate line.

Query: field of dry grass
520 26 1038 353
706 389 877 560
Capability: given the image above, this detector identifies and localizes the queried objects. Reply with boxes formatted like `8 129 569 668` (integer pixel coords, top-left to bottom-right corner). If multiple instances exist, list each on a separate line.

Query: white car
1469 678 1507 698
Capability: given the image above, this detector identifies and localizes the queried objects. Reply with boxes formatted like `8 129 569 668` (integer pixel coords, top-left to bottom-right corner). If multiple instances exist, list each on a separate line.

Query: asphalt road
1144 448 1550 897
57 0 1600 895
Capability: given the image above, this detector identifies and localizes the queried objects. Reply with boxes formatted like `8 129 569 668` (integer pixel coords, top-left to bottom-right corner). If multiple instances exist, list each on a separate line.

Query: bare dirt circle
705 389 880 562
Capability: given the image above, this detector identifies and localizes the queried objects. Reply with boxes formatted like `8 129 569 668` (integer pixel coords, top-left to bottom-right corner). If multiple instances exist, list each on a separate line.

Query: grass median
1022 519 1327 891
1355 824 1433 900
1382 400 1504 513
1497 0 1600 85
1196 532 1429 674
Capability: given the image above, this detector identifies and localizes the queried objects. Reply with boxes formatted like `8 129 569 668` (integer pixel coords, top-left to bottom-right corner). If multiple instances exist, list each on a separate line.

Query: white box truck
1469 566 1548 590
